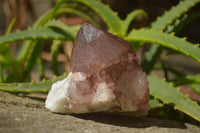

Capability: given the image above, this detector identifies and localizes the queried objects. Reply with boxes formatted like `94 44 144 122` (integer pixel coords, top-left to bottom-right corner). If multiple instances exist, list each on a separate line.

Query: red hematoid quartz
45 23 150 114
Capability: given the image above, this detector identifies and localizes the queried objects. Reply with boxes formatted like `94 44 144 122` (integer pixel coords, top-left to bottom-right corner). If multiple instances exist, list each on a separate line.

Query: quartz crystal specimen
45 23 150 114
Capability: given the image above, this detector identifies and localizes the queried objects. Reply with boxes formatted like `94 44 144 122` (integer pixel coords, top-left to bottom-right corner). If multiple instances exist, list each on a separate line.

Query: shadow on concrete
73 113 186 129
23 95 46 102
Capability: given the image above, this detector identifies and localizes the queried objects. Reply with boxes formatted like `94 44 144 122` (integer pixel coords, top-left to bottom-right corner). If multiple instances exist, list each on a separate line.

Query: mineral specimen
45 23 150 114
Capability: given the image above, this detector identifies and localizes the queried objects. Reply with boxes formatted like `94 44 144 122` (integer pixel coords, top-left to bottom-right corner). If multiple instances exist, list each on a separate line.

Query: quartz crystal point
45 23 150 114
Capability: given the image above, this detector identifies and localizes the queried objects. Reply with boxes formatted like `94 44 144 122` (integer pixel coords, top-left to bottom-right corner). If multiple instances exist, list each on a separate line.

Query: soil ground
0 91 200 133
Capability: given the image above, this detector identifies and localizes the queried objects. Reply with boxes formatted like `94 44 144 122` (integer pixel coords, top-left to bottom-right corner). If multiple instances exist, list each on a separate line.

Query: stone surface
1 91 200 133
46 23 149 114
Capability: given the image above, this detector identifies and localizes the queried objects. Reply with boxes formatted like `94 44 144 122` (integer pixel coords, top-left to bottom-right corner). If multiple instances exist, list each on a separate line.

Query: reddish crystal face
70 23 150 112
70 23 135 76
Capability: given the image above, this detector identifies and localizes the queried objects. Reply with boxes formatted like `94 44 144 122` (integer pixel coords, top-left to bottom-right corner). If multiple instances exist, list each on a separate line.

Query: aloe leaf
141 45 162 74
19 21 74 78
165 14 187 33
45 19 76 39
74 0 122 33
51 40 62 75
172 12 200 33
154 66 184 77
23 40 44 78
165 67 184 77
37 56 45 80
166 11 200 34
17 2 63 63
0 64 3 82
148 75 200 122
149 98 164 109
143 0 200 74
121 9 147 35
56 7 97 25
22 22 75 77
16 9 54 62
171 74 200 96
16 40 34 63
0 73 67 93
171 74 200 86
0 18 20 83
0 28 67 45
0 26 73 78
6 18 16 34
33 0 65 29
17 10 61 63
190 84 200 95
151 0 200 30
33 9 55 28
0 18 16 65
126 29 200 62
161 61 169 81
69 24 82 33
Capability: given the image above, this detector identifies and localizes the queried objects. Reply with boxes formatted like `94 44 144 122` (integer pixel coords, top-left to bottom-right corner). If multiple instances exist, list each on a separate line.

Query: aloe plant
0 0 200 123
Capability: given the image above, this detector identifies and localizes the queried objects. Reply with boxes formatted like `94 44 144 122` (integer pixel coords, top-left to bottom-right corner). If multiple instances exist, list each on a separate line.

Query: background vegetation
0 0 200 124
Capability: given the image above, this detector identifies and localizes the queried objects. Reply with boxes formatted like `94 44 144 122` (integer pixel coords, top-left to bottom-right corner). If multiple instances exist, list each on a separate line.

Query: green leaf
151 0 200 30
171 74 200 96
37 56 45 80
74 0 122 33
0 73 67 93
16 9 54 62
171 74 200 86
17 3 64 63
143 0 200 74
0 64 3 82
33 9 55 28
69 24 82 33
148 75 200 122
56 7 97 25
121 9 147 35
171 12 200 33
126 29 200 62
51 40 62 75
45 19 76 39
0 18 16 66
149 98 164 109
0 28 68 45
190 84 200 95
16 40 34 62
6 18 16 34
141 45 162 74
23 40 44 78
33 0 67 28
